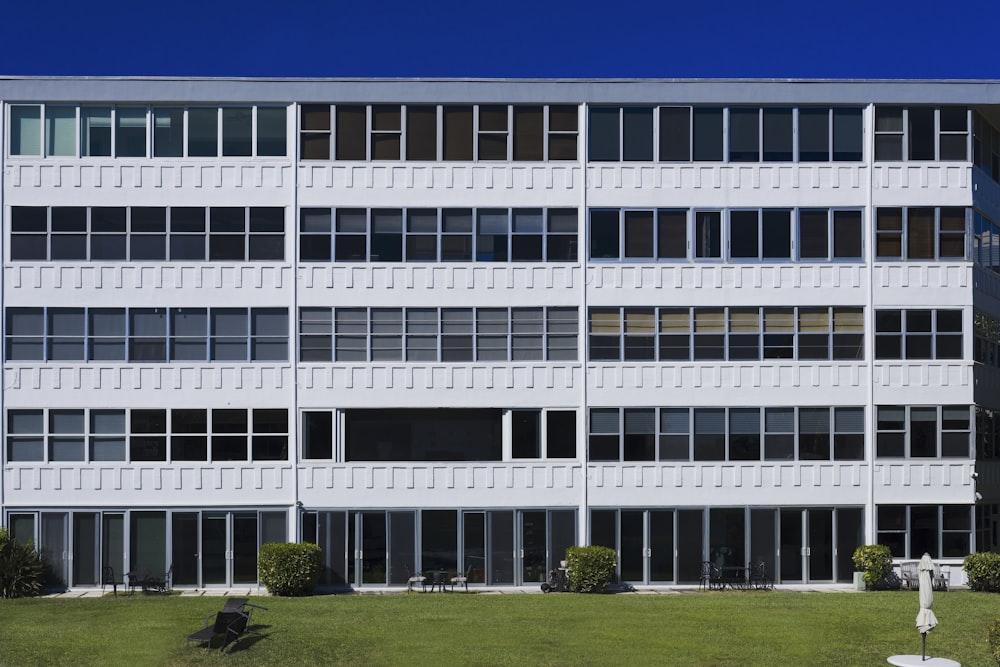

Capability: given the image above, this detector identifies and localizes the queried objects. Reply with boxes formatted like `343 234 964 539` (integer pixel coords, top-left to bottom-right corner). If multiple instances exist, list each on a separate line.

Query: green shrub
566 545 617 594
965 552 1000 592
258 542 322 597
0 527 45 599
987 617 1000 666
852 544 893 590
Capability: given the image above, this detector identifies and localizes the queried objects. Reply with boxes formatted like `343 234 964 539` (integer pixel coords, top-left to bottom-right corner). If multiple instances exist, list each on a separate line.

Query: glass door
72 513 99 586
232 513 258 585
462 512 486 584
676 509 704 583
620 510 645 582
807 509 834 582
649 510 674 582
520 511 547 584
171 512 199 586
488 511 514 584
201 513 228 585
40 512 68 589
779 509 804 582
359 511 387 585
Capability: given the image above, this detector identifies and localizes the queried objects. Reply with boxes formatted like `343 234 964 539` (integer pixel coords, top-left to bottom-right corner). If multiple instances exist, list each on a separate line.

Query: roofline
2 76 1000 105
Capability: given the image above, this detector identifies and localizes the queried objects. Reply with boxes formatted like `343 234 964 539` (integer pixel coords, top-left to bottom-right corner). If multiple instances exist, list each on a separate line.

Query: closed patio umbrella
916 552 939 660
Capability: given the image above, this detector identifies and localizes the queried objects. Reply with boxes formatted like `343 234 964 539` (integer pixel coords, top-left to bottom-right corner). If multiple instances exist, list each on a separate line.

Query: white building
1 77 998 590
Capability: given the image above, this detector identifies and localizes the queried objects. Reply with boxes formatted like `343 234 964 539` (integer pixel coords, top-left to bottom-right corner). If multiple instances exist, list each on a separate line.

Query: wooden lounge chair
899 561 919 590
187 610 250 653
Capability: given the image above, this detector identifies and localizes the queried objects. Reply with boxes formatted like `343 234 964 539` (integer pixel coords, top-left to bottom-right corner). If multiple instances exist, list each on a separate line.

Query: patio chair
222 597 268 635
451 565 473 592
747 561 773 591
899 561 919 590
187 610 250 653
405 566 426 592
699 561 722 591
101 566 123 596
932 563 950 591
142 565 171 594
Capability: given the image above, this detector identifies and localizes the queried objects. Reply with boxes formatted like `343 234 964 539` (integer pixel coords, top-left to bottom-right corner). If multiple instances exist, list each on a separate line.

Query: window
728 209 792 260
7 105 282 160
299 103 575 162
587 405 863 463
878 505 972 558
5 307 288 363
345 409 501 461
298 307 577 363
589 306 864 362
875 106 969 161
875 309 962 360
299 207 576 263
589 107 654 161
9 206 284 262
877 405 971 458
302 412 333 460
371 105 401 159
590 206 863 262
876 207 967 260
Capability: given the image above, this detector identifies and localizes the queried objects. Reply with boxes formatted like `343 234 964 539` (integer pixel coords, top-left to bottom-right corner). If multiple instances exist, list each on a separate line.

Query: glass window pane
589 108 620 161
188 108 218 157
45 106 76 156
11 106 41 156
257 107 287 157
659 107 691 161
81 107 112 157
153 107 184 157
762 108 792 161
798 108 829 161
116 108 147 157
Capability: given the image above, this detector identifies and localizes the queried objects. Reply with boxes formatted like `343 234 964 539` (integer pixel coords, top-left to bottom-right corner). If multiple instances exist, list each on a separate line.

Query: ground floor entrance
591 506 865 585
301 508 577 588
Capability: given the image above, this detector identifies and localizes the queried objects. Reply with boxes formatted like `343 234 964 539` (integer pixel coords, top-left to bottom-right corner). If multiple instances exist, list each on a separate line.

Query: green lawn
0 590 997 666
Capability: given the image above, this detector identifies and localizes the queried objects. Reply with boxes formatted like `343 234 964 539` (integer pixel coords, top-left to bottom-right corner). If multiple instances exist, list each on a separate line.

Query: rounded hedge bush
965 552 1000 592
258 542 322 596
566 545 617 593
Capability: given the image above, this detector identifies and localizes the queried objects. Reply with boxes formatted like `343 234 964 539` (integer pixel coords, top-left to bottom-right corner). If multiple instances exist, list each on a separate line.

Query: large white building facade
1 77 999 590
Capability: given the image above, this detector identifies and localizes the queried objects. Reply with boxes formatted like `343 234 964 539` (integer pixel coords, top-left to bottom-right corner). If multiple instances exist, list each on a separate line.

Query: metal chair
699 561 722 590
450 565 473 592
405 566 426 592
747 561 773 590
101 566 123 596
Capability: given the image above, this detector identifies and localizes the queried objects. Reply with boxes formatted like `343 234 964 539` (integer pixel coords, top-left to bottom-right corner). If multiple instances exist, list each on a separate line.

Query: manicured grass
1 590 998 666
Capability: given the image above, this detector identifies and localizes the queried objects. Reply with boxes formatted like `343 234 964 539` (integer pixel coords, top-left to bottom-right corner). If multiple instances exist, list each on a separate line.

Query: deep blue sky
4 0 998 79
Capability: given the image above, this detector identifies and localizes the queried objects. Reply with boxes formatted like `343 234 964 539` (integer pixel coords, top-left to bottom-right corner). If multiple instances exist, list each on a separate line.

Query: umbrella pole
921 632 926 660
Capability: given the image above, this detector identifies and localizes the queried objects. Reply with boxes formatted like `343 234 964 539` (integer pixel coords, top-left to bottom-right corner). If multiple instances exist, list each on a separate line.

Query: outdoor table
719 566 747 590
887 656 960 666
426 570 448 592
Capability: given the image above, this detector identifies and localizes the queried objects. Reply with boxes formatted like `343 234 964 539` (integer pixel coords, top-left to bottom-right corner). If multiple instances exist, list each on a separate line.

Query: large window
591 106 863 163
974 211 1000 272
300 207 577 262
877 505 972 558
5 408 287 463
345 409 502 461
589 208 863 261
299 104 577 161
9 104 287 158
298 306 577 363
876 405 971 458
6 307 288 362
588 306 863 362
588 406 864 462
875 106 969 162
9 206 284 262
875 207 967 260
874 309 962 360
